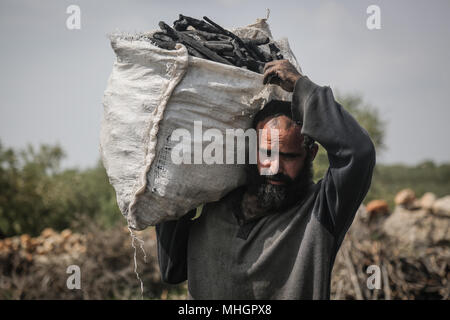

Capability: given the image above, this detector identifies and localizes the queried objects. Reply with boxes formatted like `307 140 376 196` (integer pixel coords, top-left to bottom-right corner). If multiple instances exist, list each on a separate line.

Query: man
156 60 376 299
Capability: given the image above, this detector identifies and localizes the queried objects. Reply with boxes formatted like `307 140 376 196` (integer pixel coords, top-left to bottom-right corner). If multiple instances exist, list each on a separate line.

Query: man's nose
260 157 281 176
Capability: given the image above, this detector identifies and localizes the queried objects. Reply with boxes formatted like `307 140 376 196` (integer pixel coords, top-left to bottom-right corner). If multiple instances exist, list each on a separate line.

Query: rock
41 228 55 238
366 200 389 215
365 200 390 229
419 192 436 211
11 237 20 251
20 234 32 250
20 234 31 244
394 189 416 208
432 196 450 217
30 238 40 247
36 246 46 255
382 206 450 255
4 238 12 247
61 229 72 240
410 199 422 210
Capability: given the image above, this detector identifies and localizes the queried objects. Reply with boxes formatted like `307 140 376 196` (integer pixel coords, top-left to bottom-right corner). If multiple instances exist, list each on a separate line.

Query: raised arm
263 60 376 241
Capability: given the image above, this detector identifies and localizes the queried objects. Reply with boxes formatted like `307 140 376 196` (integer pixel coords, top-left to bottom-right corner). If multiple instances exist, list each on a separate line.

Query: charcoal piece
153 32 176 42
203 16 260 61
159 21 233 66
268 42 280 53
182 31 204 42
185 45 207 58
177 14 219 33
243 58 265 73
223 55 238 65
203 41 234 53
173 18 189 31
230 39 245 60
221 50 236 57
269 42 284 60
149 37 177 50
245 43 270 63
183 30 231 41
203 40 233 46
158 22 179 40
241 37 270 46
241 37 272 62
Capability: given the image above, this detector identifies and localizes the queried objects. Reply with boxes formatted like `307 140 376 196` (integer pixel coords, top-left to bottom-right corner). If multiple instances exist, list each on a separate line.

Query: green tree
0 141 121 238
313 93 385 180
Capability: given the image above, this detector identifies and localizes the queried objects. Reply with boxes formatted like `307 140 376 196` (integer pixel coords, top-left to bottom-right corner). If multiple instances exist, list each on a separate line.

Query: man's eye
282 154 302 159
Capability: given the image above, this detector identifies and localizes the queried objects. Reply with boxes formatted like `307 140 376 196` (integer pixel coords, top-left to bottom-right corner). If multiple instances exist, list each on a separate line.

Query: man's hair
252 100 315 151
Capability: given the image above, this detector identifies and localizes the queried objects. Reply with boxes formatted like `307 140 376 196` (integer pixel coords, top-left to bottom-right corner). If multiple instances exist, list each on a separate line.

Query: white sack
101 19 301 230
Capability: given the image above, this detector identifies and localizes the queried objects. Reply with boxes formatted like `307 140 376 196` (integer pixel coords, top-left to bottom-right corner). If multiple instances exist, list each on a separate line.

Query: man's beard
242 153 314 220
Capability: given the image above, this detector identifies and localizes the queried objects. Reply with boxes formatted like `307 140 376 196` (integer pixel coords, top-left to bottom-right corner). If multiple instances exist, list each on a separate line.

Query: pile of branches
331 224 450 300
0 225 186 300
149 14 283 73
3 211 448 299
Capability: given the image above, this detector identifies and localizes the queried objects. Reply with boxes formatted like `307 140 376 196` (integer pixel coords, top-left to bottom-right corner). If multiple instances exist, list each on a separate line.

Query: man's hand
263 60 302 92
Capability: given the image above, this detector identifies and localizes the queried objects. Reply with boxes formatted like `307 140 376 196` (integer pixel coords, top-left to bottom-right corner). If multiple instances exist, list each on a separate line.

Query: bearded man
155 60 376 299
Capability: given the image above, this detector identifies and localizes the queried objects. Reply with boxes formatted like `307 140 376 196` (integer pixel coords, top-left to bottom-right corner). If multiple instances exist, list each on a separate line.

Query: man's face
244 115 317 213
256 115 308 184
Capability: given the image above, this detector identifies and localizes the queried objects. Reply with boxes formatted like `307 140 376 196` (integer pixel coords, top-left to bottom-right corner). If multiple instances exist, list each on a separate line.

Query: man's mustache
264 173 293 184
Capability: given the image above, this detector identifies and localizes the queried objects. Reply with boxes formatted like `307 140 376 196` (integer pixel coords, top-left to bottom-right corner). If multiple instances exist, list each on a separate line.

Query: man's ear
310 143 319 161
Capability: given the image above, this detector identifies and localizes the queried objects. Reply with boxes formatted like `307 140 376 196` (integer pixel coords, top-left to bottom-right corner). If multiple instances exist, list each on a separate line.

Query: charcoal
183 30 231 42
182 31 205 42
269 42 284 60
159 21 232 65
203 16 260 61
149 37 176 50
184 30 231 41
230 39 245 60
242 37 270 46
173 18 189 31
247 43 271 63
185 45 207 59
147 14 285 74
203 41 234 53
176 14 219 33
152 32 176 43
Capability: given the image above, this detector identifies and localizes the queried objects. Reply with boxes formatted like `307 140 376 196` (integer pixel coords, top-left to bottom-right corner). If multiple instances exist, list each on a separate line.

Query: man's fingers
264 59 294 73
263 60 278 73
263 66 278 85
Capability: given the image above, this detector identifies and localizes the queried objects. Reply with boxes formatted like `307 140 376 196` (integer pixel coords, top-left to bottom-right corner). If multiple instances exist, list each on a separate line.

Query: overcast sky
0 0 449 168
